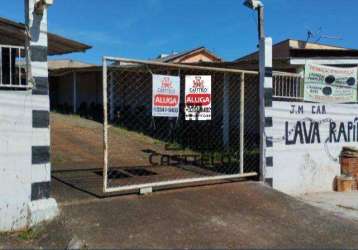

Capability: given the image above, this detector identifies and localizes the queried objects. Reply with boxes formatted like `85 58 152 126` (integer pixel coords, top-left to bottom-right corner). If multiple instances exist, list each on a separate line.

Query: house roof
48 60 95 70
235 39 358 62
155 46 222 63
0 17 91 55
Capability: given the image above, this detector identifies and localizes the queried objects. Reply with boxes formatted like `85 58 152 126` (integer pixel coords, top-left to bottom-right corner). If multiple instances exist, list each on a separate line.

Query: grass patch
17 227 43 241
51 112 100 129
52 152 65 165
245 148 260 156
110 124 166 146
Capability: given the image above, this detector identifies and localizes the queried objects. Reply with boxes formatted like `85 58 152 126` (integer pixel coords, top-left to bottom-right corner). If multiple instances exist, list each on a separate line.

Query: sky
2 0 358 64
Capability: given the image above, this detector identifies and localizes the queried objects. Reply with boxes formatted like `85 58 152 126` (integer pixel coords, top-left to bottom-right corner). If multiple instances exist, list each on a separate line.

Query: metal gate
102 57 260 194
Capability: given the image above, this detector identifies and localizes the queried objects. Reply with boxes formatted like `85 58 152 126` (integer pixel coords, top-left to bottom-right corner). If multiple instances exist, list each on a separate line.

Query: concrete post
26 0 59 228
259 37 273 185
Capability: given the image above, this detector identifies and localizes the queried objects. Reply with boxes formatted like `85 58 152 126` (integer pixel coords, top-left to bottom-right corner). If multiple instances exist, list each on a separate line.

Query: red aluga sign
154 94 179 107
152 74 180 117
185 75 212 120
185 94 211 106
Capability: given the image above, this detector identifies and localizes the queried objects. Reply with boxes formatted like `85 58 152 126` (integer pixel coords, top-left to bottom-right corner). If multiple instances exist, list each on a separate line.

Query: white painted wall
266 101 358 195
0 91 32 231
0 90 57 232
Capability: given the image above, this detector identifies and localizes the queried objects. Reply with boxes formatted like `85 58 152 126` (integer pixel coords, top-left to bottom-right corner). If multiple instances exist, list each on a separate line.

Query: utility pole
244 0 264 41
243 0 272 184
258 5 265 41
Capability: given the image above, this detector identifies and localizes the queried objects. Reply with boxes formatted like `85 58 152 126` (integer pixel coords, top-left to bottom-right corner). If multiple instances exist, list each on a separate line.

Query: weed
52 152 65 164
18 227 43 241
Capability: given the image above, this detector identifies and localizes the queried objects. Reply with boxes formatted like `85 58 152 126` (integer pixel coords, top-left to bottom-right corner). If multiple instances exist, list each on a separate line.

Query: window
0 45 29 89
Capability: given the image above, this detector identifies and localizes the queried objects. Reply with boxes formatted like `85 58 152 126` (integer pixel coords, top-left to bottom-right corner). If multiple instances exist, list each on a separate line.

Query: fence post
223 73 230 150
259 37 273 184
102 57 109 192
240 73 245 174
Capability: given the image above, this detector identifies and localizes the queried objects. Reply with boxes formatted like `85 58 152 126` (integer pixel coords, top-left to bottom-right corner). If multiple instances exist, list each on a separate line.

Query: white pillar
259 37 273 184
28 0 58 229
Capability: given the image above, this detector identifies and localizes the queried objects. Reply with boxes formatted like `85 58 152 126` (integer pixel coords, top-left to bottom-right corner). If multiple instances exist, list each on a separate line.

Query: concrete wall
0 91 32 231
266 101 358 195
0 90 57 231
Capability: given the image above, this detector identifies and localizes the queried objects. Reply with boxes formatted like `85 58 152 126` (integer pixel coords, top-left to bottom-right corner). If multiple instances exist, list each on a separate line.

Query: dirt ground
50 113 255 198
51 112 153 170
2 182 358 249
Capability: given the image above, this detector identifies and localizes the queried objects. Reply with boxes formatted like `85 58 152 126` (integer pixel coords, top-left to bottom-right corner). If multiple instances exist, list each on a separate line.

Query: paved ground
299 192 358 222
2 181 358 249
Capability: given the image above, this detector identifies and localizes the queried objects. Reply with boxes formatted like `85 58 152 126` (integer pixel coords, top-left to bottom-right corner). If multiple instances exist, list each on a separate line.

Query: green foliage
18 227 43 241
52 152 65 164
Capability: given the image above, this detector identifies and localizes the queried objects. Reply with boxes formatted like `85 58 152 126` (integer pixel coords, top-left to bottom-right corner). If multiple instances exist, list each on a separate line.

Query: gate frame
102 56 258 194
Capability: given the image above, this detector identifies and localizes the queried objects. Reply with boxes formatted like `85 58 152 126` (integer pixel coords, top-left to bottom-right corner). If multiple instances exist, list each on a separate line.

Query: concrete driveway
300 192 358 222
2 181 358 249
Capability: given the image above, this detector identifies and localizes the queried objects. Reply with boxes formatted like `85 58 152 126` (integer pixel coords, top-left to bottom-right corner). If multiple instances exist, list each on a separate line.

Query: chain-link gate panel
102 57 259 193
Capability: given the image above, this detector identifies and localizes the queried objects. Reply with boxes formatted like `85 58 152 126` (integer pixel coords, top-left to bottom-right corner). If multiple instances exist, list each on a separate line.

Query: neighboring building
233 39 358 73
155 46 222 63
48 60 95 70
48 46 222 118
0 16 91 55
48 60 100 116
0 17 91 88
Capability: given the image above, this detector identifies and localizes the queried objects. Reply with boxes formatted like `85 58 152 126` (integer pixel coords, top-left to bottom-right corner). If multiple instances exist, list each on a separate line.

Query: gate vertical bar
102 57 109 192
240 73 245 174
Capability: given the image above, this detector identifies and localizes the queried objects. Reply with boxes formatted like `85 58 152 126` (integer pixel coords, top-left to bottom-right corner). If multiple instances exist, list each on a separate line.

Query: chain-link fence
103 57 259 193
